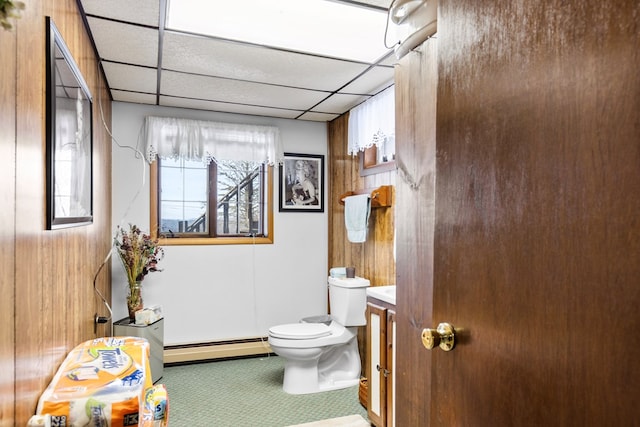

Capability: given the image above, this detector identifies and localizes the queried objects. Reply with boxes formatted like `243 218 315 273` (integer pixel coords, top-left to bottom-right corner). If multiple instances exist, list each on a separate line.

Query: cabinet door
367 302 387 427
386 310 396 427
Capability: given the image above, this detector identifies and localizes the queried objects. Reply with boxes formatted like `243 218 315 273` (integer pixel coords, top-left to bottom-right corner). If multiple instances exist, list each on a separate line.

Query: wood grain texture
6 0 113 425
394 39 438 427
327 114 396 380
327 115 396 287
426 0 639 425
0 20 17 427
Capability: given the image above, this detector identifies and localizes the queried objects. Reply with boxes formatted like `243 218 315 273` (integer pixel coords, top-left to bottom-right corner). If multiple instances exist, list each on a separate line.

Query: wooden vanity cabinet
366 300 396 427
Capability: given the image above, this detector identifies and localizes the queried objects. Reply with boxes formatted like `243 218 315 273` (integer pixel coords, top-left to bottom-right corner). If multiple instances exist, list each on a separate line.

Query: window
150 158 274 245
145 116 282 244
348 85 395 176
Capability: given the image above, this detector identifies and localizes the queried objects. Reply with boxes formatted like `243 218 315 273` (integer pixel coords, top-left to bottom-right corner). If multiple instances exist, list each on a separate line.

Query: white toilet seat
269 323 331 340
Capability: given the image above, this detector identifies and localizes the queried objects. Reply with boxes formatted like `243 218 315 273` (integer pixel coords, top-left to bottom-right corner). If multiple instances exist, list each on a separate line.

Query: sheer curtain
144 116 283 165
347 85 395 155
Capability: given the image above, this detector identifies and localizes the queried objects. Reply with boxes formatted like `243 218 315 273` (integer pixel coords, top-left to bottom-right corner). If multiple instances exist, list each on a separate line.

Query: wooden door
395 1 640 425
394 34 438 427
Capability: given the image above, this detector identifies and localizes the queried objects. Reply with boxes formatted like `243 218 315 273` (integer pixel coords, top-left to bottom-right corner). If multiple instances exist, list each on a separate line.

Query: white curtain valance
145 116 284 165
347 85 395 156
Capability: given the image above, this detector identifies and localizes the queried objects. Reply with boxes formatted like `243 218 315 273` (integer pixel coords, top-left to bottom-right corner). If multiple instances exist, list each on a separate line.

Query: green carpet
161 355 369 426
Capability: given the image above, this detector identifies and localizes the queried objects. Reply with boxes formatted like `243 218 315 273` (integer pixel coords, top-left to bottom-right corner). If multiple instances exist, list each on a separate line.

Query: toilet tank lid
328 276 370 288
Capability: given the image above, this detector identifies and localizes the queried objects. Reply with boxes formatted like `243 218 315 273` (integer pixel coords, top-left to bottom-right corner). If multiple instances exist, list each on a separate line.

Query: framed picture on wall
279 153 324 212
45 17 93 229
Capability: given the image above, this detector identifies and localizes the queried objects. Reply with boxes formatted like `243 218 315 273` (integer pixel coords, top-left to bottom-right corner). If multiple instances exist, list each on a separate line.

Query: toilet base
282 358 361 395
278 336 362 395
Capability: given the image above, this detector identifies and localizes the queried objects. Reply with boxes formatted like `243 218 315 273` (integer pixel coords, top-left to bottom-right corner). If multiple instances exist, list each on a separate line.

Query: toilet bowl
268 321 362 394
268 276 370 394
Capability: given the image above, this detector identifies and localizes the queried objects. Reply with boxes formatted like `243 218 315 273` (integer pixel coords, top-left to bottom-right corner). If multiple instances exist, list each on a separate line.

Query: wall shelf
339 185 393 208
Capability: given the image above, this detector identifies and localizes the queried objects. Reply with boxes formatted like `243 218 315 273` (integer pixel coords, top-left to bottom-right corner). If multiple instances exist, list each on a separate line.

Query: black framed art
45 17 93 229
279 153 324 212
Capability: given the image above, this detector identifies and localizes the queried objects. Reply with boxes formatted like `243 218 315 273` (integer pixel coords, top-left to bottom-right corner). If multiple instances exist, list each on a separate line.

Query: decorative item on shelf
114 224 164 322
0 0 25 30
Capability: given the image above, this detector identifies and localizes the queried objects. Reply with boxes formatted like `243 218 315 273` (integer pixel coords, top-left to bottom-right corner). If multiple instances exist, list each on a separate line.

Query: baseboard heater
164 337 273 365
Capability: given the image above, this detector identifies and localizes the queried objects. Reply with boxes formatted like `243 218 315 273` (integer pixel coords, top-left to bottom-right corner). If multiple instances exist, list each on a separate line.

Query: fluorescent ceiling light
166 0 391 63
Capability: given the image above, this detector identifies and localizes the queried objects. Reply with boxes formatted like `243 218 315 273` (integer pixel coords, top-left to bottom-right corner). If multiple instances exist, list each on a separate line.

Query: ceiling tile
311 93 370 114
297 112 341 122
159 96 303 120
102 62 157 93
349 0 393 8
162 32 371 92
166 0 391 63
339 67 395 95
160 70 329 111
79 0 398 121
111 90 157 105
86 17 158 67
80 0 160 27
379 54 400 67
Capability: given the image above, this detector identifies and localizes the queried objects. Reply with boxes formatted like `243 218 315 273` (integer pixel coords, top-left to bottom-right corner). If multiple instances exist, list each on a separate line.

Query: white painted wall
111 102 329 345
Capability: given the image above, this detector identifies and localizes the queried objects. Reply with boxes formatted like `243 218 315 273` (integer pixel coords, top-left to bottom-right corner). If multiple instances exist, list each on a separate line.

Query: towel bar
339 185 392 208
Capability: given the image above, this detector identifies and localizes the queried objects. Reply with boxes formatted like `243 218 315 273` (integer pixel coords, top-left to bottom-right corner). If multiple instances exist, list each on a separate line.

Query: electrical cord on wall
384 0 402 49
93 70 149 336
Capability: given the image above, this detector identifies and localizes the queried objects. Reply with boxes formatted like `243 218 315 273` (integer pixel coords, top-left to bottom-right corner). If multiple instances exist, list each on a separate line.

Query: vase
127 281 143 322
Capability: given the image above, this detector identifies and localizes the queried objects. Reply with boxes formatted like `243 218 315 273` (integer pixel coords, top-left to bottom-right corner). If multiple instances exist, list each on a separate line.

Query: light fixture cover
389 0 437 60
390 0 425 24
166 0 391 63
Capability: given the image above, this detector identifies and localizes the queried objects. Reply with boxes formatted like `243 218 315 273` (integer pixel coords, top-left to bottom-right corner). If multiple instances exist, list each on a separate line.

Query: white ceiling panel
297 111 341 122
79 0 396 121
311 93 370 114
339 67 395 95
102 63 157 94
86 17 158 67
379 54 399 67
159 96 303 120
81 0 159 27
162 32 371 92
350 0 394 8
111 90 157 105
161 71 329 111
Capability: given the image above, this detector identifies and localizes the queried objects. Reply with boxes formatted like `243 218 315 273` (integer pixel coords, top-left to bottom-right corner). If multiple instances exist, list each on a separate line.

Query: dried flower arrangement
114 224 164 320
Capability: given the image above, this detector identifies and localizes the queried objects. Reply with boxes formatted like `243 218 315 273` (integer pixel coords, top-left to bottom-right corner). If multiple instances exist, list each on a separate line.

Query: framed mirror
45 17 93 229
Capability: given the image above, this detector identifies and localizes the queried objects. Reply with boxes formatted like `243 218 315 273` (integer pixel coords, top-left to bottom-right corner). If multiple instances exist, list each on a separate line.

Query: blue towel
344 194 371 243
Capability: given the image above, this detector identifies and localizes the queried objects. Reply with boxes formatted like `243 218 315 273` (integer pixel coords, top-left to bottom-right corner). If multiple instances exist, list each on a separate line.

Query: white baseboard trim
164 338 273 364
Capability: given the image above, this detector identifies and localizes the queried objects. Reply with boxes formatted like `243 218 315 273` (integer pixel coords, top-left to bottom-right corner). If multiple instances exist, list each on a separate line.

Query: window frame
150 159 274 246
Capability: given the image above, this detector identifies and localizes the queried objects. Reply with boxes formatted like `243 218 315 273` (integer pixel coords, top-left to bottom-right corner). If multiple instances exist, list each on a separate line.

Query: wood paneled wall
0 13 17 427
0 1 112 425
327 113 396 287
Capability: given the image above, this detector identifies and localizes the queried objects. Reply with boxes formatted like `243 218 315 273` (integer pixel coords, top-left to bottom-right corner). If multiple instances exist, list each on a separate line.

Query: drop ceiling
78 0 396 122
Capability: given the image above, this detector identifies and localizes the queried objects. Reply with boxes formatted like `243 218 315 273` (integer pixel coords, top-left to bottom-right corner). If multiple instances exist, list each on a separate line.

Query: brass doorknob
421 322 456 351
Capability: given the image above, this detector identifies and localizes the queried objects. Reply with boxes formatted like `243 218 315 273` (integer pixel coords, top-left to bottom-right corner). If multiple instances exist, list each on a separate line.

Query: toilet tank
328 276 370 326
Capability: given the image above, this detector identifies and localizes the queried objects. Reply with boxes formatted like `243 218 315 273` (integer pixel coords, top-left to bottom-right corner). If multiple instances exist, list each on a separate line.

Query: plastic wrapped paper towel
329 267 347 278
36 336 168 427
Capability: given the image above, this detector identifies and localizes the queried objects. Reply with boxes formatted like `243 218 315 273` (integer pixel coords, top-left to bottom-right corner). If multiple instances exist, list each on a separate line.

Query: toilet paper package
36 336 157 427
141 384 169 426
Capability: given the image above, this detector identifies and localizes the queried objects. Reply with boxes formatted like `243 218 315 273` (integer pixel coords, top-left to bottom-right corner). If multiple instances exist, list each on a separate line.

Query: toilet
268 276 370 395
